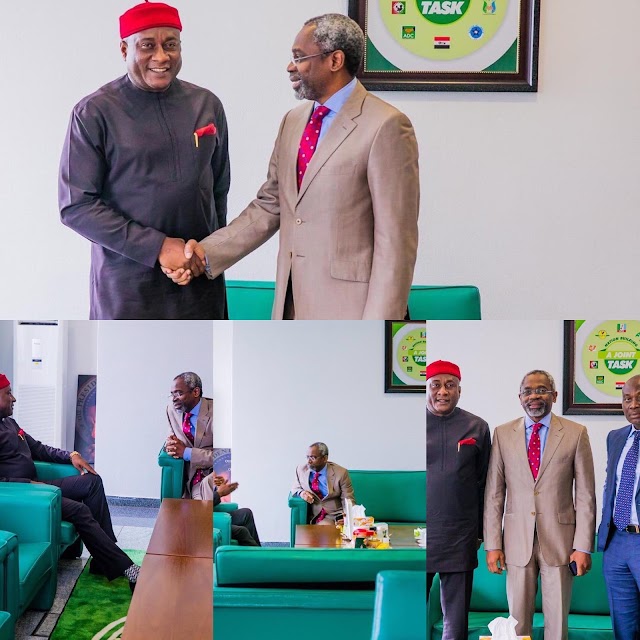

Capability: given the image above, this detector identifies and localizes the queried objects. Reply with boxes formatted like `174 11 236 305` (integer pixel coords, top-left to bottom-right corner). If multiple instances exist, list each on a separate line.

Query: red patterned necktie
297 105 330 190
311 471 327 523
182 412 203 487
528 423 542 480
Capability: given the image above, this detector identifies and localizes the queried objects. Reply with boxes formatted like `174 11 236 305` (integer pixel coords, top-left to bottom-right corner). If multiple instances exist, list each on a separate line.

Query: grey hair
174 372 203 393
310 442 329 457
519 370 556 393
304 14 364 76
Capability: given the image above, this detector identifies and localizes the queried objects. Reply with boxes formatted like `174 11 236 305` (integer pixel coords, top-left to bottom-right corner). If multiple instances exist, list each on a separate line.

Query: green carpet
50 550 145 640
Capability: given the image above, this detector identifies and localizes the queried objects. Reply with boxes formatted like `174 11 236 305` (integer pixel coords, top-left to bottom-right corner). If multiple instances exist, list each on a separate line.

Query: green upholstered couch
371 570 427 640
428 544 612 640
288 470 426 546
0 485 61 625
226 280 481 320
214 546 426 638
0 530 18 640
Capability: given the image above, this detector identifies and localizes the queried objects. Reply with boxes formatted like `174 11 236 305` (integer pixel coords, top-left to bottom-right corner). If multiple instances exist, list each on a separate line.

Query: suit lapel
536 414 565 482
326 463 336 498
194 398 212 447
296 82 366 204
511 419 532 481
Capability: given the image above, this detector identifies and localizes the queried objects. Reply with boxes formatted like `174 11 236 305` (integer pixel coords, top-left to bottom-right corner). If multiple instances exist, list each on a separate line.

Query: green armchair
0 530 18 640
289 470 426 546
371 571 427 640
0 484 61 621
226 280 481 320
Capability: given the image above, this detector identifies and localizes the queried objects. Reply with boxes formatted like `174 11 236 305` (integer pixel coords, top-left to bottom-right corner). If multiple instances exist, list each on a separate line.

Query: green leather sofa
371 571 427 640
288 470 426 546
428 544 612 640
226 280 481 320
214 546 426 638
0 530 18 640
0 485 61 624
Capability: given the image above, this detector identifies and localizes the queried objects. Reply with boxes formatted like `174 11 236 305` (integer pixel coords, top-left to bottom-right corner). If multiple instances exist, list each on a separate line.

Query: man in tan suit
164 13 420 320
484 370 596 640
292 442 355 524
165 371 214 499
165 372 260 545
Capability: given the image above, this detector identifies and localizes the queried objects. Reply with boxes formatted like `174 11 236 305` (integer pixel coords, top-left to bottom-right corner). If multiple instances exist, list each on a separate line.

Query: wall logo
434 36 451 49
417 0 470 25
392 1 406 14
469 25 484 39
618 323 627 333
596 376 605 384
482 0 497 14
402 25 416 38
589 361 598 369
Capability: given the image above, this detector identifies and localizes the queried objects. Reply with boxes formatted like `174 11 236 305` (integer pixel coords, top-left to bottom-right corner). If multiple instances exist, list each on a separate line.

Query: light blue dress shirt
182 399 201 462
309 464 329 497
315 77 357 145
524 413 552 454
613 426 640 526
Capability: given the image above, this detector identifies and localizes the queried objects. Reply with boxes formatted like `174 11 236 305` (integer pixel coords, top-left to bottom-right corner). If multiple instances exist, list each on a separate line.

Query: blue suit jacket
597 424 639 551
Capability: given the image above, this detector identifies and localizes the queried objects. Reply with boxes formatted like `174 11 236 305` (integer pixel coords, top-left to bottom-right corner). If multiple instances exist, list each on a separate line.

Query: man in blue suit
597 374 640 640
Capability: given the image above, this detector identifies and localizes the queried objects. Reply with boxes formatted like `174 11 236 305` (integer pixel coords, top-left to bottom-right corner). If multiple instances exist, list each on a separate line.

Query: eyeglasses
519 387 554 397
169 391 188 399
290 51 334 66
306 454 326 461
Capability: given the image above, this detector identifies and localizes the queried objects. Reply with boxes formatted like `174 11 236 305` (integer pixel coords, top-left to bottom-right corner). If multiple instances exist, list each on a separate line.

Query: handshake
158 237 205 286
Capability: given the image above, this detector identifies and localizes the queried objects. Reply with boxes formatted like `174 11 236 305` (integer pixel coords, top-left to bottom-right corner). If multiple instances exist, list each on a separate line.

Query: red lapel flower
457 437 476 451
17 428 25 440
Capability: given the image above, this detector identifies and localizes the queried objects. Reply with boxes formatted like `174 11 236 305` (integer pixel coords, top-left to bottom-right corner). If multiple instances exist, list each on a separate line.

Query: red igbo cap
426 360 461 381
120 1 182 39
0 374 10 390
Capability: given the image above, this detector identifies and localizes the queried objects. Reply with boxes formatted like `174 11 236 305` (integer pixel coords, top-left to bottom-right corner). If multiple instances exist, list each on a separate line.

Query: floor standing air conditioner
13 321 67 448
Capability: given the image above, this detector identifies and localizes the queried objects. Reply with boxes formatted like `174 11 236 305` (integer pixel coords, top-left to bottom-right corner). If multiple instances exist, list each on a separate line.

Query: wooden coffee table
295 524 421 549
123 499 213 639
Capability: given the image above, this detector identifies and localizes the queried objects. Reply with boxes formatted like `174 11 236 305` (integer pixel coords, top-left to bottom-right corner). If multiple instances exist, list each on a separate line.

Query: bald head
622 375 640 428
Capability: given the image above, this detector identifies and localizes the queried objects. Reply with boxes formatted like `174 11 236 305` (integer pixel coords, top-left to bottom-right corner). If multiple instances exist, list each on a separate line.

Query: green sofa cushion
18 542 52 609
569 552 610 615
215 547 425 587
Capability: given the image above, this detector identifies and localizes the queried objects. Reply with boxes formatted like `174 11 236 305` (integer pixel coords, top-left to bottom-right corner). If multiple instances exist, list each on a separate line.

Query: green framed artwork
563 320 640 415
348 0 540 91
385 321 426 393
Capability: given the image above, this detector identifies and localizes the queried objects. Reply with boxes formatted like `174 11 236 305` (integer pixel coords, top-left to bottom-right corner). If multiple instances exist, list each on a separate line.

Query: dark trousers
427 570 474 640
46 473 133 580
231 508 261 546
603 529 640 640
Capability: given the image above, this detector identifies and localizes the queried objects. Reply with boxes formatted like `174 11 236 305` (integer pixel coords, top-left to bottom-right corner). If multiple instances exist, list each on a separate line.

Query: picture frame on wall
563 320 640 415
347 0 540 92
385 321 426 393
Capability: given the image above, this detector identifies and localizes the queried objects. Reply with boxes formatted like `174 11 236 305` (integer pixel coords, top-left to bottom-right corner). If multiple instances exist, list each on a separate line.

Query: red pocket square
195 123 217 137
458 437 476 451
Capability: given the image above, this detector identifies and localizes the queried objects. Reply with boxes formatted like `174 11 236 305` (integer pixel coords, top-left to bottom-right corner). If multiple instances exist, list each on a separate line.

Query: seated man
292 442 355 525
0 374 140 591
165 372 261 546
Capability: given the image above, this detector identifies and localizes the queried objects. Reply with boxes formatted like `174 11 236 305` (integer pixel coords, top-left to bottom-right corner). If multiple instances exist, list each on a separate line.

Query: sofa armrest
214 503 238 513
34 461 80 481
213 512 232 546
0 484 61 551
288 493 308 547
158 447 185 500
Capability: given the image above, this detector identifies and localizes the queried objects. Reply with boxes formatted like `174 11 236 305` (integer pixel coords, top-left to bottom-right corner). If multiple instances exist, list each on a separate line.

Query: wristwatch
69 451 81 459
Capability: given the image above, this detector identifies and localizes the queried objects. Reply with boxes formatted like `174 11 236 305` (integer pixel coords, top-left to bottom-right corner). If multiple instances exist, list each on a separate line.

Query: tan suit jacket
166 397 213 498
201 81 420 320
484 413 596 567
292 462 355 521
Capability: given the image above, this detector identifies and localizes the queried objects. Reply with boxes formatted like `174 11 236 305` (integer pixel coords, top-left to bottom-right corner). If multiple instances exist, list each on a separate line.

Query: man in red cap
427 360 491 640
0 375 141 591
59 1 230 320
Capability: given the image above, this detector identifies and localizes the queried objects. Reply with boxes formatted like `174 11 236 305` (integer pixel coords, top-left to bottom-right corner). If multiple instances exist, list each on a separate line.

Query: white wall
229 321 426 542
427 320 622 518
95 321 213 498
3 1 635 319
